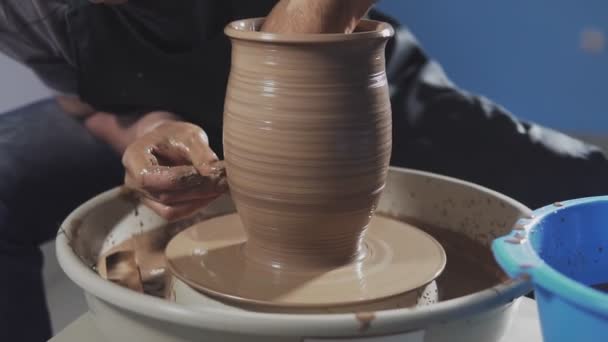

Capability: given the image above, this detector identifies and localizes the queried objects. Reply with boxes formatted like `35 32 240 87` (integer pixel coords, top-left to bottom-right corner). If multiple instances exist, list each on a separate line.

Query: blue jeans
0 99 123 341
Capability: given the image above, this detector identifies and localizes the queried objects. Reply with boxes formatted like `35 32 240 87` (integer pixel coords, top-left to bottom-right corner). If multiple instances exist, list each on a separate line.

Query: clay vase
223 18 394 269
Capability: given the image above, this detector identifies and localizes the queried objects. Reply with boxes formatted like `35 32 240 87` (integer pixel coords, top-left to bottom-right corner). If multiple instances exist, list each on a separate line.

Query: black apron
65 0 278 155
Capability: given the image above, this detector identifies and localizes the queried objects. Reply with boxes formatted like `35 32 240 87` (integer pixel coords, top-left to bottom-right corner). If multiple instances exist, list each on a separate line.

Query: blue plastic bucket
492 196 608 342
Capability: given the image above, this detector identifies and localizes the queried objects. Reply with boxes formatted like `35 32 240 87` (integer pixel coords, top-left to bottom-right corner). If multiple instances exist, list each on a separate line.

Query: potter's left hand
122 115 228 221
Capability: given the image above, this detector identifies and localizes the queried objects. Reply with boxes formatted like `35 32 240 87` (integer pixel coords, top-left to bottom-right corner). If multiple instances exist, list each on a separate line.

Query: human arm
51 102 228 220
83 107 229 221
0 0 78 93
262 0 376 34
0 1 228 220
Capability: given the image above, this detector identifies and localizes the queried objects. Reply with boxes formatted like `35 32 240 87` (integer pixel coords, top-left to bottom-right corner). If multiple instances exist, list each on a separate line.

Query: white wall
0 53 51 113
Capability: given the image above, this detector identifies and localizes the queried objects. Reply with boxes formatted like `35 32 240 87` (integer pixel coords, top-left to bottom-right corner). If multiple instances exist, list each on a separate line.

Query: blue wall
377 0 608 133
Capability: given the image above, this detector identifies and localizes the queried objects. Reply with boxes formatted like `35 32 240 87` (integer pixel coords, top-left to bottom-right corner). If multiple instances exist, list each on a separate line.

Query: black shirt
2 0 608 208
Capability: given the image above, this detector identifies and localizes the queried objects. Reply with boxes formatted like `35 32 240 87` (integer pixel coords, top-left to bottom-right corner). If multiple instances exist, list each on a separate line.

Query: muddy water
97 214 504 304
412 221 506 301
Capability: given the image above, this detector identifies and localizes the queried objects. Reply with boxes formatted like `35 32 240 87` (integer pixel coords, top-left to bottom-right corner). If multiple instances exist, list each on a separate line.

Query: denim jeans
0 99 123 341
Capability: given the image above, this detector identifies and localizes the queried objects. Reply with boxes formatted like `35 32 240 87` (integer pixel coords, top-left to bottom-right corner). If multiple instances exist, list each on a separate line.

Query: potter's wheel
165 213 446 309
58 168 533 342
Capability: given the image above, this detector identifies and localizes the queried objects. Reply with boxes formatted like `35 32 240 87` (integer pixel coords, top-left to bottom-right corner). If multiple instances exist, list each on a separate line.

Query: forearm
262 0 376 34
1 1 78 93
82 109 181 155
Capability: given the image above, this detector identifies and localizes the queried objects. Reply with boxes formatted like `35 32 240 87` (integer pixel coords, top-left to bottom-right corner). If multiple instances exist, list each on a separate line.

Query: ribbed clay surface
223 19 394 269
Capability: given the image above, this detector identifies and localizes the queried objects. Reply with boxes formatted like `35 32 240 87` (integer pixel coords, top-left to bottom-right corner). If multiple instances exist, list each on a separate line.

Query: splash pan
57 167 531 341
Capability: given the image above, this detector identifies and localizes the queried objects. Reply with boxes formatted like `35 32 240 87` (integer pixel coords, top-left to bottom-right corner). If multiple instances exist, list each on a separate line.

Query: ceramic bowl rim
56 167 532 336
224 18 395 43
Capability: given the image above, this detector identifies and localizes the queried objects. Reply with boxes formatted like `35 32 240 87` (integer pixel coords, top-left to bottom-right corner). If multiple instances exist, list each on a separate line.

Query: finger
178 130 222 175
147 125 208 167
124 172 154 199
211 168 229 194
151 141 191 166
181 140 228 193
126 164 205 193
155 135 228 194
149 188 221 205
138 165 212 192
125 172 223 205
141 197 218 221
122 140 159 181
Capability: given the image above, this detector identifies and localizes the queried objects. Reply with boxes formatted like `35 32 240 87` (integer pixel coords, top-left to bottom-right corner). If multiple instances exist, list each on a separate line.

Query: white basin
56 167 532 341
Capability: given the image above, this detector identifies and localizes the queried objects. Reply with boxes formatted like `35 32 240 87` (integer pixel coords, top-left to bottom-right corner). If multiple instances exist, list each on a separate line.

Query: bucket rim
493 196 608 316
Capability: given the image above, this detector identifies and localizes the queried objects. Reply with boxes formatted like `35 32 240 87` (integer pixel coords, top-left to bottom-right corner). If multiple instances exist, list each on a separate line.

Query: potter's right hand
262 0 376 34
122 120 227 221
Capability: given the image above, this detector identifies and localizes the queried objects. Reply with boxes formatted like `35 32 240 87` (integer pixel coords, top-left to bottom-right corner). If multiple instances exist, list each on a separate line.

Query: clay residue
118 185 135 198
97 229 171 297
118 186 142 217
70 218 83 232
504 233 527 245
95 209 233 299
100 250 144 293
62 218 83 245
63 216 100 270
355 312 376 332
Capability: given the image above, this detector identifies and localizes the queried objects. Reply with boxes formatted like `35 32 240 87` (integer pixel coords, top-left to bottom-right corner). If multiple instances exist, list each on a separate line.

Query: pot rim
56 167 532 337
224 18 395 44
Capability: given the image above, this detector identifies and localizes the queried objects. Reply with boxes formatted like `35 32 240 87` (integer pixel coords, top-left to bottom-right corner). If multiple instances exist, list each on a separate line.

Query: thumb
185 138 228 193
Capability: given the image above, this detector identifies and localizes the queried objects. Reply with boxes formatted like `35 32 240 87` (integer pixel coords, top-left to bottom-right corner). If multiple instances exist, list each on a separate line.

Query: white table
50 298 543 342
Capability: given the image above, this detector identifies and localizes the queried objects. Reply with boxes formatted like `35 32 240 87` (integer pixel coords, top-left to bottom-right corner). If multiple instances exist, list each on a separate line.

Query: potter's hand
262 0 376 34
122 119 227 221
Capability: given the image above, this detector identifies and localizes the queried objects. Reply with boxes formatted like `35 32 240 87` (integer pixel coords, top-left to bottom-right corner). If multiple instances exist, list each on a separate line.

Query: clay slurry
98 214 503 306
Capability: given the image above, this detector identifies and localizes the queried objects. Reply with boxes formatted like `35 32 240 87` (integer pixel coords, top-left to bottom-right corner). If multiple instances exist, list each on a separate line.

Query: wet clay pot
223 18 394 268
